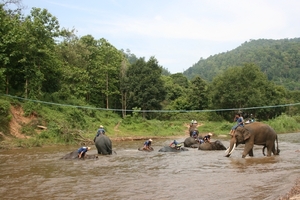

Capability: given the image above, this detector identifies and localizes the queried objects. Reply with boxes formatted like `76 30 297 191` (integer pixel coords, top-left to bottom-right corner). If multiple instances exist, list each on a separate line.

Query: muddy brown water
0 133 299 200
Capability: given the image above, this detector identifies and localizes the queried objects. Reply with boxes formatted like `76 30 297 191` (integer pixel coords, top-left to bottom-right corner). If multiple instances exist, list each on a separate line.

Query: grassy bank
1 97 300 149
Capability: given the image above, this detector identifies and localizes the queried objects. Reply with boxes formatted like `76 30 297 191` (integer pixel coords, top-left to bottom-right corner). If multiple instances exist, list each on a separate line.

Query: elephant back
95 134 113 155
184 136 199 147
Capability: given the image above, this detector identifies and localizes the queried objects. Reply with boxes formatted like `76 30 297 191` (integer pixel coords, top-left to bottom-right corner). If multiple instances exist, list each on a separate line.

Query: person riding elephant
225 122 280 158
94 125 106 142
95 134 113 155
158 146 189 152
198 140 227 150
189 120 199 137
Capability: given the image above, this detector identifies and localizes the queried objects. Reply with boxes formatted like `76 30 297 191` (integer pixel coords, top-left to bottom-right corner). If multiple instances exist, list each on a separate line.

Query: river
0 133 299 200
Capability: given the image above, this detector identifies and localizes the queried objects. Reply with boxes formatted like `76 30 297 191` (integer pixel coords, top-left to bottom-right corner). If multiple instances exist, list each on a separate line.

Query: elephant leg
242 142 254 158
266 141 275 156
104 142 112 155
248 148 254 157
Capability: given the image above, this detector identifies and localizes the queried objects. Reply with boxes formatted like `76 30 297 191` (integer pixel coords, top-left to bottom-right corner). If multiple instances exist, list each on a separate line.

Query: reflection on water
0 133 299 200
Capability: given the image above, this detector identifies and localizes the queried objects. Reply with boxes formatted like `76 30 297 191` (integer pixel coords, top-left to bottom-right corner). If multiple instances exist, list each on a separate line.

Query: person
169 140 182 149
191 130 199 138
143 139 152 150
96 125 106 136
203 133 212 143
189 120 199 137
229 113 244 136
93 125 106 142
77 146 91 159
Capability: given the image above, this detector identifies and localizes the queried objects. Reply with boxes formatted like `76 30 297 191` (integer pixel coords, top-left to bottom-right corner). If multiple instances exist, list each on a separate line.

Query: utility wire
2 94 300 113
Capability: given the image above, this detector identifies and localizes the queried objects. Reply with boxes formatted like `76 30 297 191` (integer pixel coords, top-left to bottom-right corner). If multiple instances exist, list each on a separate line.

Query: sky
16 0 300 73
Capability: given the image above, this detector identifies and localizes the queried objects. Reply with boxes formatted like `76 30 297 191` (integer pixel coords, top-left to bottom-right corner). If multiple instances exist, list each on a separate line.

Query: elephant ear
243 127 251 141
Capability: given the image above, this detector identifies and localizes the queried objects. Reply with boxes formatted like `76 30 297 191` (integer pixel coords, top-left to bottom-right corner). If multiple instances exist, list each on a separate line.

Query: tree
209 63 287 120
15 8 61 99
126 57 166 119
97 38 123 109
190 76 209 110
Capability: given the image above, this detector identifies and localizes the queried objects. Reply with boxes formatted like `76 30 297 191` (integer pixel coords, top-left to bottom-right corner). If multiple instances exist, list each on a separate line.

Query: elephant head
198 140 227 150
225 126 249 157
214 140 227 150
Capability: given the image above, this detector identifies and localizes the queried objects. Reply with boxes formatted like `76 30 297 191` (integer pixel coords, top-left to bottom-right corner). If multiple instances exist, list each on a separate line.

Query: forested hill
183 38 300 90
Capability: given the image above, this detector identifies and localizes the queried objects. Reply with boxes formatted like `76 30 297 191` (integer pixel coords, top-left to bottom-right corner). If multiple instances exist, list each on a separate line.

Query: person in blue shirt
169 140 182 149
94 125 106 142
77 146 91 159
229 113 244 136
191 130 199 138
143 139 152 150
96 125 106 136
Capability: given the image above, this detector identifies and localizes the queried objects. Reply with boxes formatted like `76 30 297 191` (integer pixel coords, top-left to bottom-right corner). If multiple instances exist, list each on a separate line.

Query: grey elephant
60 150 98 160
184 137 201 147
225 122 280 158
95 134 113 155
158 146 189 152
198 140 226 150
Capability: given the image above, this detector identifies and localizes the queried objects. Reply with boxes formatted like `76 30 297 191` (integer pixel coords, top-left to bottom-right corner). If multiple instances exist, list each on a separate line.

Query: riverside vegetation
1 97 300 149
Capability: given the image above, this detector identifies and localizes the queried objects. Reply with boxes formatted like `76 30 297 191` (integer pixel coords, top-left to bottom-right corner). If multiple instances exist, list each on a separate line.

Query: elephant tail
262 146 266 156
275 135 280 155
105 143 117 155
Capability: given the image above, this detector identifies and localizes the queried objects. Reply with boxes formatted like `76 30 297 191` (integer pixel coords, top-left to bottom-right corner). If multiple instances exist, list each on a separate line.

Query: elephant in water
184 136 201 148
158 146 189 152
225 122 280 158
198 140 227 150
138 147 154 152
60 150 98 160
95 134 114 155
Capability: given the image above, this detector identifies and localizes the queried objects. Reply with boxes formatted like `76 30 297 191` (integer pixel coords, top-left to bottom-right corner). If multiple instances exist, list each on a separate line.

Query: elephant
138 147 154 152
184 136 201 147
198 140 227 150
94 134 114 155
225 122 280 158
158 146 189 152
60 150 98 160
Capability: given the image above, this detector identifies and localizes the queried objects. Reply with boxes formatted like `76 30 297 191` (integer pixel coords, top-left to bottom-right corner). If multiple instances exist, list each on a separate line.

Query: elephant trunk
225 137 236 157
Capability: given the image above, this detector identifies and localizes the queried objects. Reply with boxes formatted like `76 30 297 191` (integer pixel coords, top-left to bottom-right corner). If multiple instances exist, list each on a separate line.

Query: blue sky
19 0 300 73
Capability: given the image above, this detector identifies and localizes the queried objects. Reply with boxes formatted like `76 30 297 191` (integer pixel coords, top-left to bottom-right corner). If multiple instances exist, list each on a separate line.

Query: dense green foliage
184 38 300 90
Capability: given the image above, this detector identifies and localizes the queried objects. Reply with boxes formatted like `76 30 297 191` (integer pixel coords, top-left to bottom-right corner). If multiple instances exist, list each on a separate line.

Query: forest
1 1 300 124
184 38 300 91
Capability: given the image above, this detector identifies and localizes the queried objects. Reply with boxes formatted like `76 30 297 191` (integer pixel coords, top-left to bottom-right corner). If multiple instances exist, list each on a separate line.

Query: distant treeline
184 38 300 90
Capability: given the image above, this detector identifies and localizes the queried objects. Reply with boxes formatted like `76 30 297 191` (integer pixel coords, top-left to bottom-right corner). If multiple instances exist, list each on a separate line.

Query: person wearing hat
203 133 213 143
189 120 199 137
143 139 153 150
97 125 106 136
77 146 91 159
94 125 106 142
169 140 182 150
